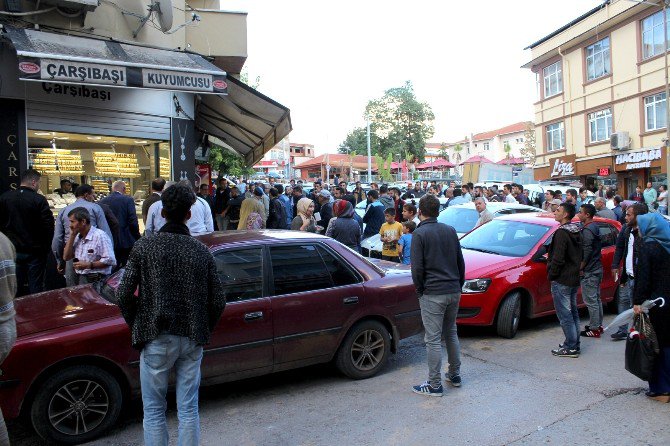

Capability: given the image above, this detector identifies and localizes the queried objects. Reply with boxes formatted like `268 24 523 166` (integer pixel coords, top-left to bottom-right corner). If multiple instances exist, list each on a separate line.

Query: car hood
462 248 517 279
367 258 411 275
14 285 121 337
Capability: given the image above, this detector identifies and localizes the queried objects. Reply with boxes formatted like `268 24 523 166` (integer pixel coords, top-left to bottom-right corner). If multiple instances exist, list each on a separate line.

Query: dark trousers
115 247 132 269
15 252 47 296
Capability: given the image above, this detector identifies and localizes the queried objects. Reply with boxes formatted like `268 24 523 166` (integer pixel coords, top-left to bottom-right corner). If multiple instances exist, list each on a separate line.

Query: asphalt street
9 313 670 446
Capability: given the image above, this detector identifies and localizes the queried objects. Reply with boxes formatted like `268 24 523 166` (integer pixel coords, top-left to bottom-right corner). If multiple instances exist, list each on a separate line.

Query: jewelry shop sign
549 154 576 178
614 147 663 171
17 58 227 94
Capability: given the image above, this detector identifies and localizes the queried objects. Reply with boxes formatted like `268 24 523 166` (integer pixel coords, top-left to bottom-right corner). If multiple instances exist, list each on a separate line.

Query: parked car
360 202 541 257
457 212 621 338
0 231 422 444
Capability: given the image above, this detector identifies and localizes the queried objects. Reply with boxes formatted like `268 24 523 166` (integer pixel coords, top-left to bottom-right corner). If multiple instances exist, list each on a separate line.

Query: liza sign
615 148 662 170
550 157 575 177
17 58 227 94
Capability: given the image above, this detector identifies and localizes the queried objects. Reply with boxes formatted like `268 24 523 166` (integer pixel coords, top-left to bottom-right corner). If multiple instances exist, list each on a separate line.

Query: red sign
597 167 611 176
213 80 228 90
195 164 212 194
18 62 40 74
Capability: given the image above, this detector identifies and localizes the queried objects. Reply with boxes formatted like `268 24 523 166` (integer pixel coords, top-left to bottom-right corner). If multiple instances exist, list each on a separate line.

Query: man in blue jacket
411 194 465 397
362 190 385 239
100 181 140 268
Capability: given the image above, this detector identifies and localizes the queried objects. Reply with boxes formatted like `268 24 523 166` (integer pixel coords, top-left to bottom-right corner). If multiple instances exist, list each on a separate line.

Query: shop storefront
534 153 616 191
534 154 580 184
614 147 667 198
1 26 291 200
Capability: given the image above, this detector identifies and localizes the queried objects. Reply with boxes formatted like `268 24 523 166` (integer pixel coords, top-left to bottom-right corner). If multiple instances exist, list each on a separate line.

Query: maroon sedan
0 231 422 444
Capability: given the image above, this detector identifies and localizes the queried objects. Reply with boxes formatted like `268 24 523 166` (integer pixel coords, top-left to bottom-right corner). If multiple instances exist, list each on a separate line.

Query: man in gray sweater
0 232 17 444
410 194 465 397
117 183 226 446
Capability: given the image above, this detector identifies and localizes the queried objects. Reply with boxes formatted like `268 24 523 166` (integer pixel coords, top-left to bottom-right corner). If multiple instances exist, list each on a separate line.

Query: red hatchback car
0 231 422 444
456 213 622 338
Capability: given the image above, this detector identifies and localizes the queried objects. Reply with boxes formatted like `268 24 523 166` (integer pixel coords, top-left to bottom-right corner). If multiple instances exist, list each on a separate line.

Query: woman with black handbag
633 212 670 403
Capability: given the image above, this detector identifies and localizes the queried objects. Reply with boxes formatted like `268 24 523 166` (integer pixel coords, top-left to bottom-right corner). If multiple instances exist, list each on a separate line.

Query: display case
93 152 140 178
29 148 85 175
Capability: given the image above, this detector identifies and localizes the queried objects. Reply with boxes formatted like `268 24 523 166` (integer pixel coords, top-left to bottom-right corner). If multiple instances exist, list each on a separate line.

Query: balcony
185 8 247 74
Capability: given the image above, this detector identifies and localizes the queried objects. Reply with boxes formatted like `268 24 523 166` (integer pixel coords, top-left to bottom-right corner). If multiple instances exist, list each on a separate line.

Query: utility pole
366 118 372 182
664 1 670 189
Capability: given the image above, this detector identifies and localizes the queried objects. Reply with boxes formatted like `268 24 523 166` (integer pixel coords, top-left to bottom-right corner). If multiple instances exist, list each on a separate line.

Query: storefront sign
598 167 611 176
18 57 227 94
172 117 198 184
550 155 576 177
0 99 26 194
615 148 662 170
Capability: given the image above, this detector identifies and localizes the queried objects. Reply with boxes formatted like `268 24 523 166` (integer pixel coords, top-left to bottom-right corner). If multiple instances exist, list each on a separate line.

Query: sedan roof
196 230 329 249
493 212 622 228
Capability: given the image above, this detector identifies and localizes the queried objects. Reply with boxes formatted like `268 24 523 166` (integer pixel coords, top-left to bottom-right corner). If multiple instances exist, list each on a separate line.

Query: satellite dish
154 0 173 33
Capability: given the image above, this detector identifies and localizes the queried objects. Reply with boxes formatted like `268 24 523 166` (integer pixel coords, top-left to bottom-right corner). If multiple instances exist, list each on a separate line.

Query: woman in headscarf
633 212 670 403
291 197 318 232
237 188 266 230
326 199 362 252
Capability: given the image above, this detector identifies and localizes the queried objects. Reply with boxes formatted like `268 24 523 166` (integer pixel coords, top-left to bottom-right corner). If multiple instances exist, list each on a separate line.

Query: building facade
524 0 669 195
0 0 290 196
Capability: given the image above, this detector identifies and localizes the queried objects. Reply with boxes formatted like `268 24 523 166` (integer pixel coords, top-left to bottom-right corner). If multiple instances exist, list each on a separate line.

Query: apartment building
253 139 315 177
0 0 290 195
524 0 668 195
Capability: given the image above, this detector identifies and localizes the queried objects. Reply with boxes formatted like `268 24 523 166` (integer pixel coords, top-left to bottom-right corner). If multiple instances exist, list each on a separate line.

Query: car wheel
336 320 391 379
496 292 521 339
31 365 123 444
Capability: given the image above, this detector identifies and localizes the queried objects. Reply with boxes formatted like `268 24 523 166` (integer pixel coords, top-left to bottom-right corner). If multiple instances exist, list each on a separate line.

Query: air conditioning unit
610 131 630 150
40 0 99 12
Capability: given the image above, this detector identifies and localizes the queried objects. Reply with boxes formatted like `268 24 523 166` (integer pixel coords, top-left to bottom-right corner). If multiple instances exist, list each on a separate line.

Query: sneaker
559 343 580 352
551 347 580 358
611 330 627 341
445 374 462 387
580 325 603 338
412 381 443 397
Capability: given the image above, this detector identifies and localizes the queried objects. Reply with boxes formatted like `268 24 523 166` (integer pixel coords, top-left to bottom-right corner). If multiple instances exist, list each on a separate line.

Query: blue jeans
419 293 461 387
15 252 46 296
140 334 204 446
551 282 580 350
617 278 634 332
580 269 603 328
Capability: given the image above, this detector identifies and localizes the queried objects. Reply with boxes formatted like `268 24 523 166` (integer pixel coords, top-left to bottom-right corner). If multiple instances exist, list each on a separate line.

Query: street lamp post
664 0 670 189
366 118 372 182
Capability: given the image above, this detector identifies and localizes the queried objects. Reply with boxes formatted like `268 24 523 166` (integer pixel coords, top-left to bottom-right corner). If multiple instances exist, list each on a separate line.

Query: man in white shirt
147 181 214 236
145 181 175 235
63 207 116 284
503 184 516 203
474 198 494 228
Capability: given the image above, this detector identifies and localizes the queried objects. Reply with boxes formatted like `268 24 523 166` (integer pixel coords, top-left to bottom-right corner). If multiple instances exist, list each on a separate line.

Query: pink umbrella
497 157 525 165
431 159 456 168
460 155 494 165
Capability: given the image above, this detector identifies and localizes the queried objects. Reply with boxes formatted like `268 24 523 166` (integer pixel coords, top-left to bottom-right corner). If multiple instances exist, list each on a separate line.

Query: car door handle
244 311 264 321
343 296 359 305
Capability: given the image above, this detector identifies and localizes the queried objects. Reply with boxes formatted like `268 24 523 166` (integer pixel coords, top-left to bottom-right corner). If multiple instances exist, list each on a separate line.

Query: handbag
625 313 659 381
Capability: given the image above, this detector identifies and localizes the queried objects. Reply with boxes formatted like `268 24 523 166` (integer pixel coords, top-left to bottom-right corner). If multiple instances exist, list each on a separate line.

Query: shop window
543 62 563 98
545 122 565 152
645 92 667 131
588 108 612 143
585 37 611 81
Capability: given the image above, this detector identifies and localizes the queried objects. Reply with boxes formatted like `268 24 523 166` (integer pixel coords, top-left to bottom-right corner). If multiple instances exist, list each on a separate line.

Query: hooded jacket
547 222 582 287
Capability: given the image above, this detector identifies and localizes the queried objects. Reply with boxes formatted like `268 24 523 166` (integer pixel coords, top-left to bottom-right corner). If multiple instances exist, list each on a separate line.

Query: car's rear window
437 207 479 233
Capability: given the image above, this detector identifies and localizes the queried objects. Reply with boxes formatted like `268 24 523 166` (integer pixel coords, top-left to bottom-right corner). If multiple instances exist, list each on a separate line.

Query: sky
221 0 605 154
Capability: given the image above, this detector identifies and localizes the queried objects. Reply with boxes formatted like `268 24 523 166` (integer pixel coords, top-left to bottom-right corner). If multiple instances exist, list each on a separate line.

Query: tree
452 143 463 164
520 122 536 165
340 81 435 162
439 142 449 161
240 68 261 90
338 127 379 155
503 142 512 159
374 153 394 182
208 143 255 178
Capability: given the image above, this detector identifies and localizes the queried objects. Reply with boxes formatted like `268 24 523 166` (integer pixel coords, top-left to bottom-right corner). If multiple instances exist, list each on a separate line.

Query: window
316 245 360 287
642 10 670 59
545 122 565 152
483 142 490 151
645 92 667 131
585 37 611 81
588 108 613 143
214 248 263 302
596 223 618 248
543 62 562 98
270 245 333 294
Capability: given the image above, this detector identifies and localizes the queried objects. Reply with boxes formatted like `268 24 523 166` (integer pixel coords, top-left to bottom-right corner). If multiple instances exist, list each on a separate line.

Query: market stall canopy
415 159 456 169
195 76 292 167
3 26 228 94
460 155 494 165
497 156 526 165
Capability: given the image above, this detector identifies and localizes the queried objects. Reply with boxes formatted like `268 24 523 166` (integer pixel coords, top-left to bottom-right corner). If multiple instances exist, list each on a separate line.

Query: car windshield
95 270 124 304
437 207 479 233
459 219 551 257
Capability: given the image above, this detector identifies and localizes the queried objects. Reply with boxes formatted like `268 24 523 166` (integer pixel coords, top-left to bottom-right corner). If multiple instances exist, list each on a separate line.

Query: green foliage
240 68 261 90
208 143 255 177
374 153 394 182
521 122 536 165
340 81 435 162
503 142 512 157
439 142 449 161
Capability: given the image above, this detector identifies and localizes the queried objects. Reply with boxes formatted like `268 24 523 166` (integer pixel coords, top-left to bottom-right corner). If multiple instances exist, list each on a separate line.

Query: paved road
9 313 670 445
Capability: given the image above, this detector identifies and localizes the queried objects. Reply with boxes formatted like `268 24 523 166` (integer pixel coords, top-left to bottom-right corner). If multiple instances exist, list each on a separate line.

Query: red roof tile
471 122 530 142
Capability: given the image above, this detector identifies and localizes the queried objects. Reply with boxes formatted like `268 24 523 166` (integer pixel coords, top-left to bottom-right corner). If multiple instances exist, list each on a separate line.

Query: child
398 220 415 265
379 208 403 262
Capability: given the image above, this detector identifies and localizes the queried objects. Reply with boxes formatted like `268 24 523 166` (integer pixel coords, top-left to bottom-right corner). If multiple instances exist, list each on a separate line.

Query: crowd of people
0 169 669 442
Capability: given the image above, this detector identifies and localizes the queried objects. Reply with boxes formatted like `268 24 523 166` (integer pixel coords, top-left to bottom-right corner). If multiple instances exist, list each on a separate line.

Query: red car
457 213 622 338
0 231 422 444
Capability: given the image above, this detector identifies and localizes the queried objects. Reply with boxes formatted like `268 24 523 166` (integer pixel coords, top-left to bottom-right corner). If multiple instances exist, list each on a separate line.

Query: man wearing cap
549 199 563 213
317 190 334 234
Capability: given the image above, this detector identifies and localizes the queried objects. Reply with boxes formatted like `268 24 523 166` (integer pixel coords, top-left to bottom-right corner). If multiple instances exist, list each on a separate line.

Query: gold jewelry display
93 152 141 178
29 148 85 175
